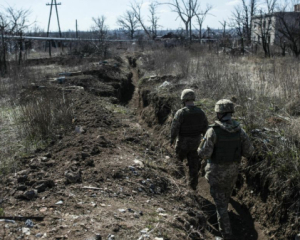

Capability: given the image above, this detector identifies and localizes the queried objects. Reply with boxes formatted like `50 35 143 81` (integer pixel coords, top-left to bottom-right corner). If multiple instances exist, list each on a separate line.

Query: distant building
251 4 300 45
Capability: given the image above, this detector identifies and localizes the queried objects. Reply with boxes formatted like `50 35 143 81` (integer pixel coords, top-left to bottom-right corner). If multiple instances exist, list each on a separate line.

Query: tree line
1 0 300 76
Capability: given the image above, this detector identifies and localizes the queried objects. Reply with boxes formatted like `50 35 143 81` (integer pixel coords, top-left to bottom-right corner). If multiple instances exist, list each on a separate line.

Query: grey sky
2 0 294 32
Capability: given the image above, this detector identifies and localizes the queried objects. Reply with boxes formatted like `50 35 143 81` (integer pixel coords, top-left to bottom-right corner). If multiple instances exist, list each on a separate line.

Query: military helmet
180 89 195 102
215 99 235 113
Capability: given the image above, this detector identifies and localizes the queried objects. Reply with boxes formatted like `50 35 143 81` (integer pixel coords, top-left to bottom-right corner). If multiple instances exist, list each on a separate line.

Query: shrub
149 47 192 77
14 88 74 143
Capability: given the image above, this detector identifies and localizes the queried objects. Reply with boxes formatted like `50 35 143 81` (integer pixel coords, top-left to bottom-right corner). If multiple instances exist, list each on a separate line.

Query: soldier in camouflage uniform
170 89 208 190
198 99 253 240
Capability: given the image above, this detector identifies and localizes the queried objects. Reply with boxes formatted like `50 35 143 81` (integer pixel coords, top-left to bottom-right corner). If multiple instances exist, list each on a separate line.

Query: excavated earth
0 53 296 240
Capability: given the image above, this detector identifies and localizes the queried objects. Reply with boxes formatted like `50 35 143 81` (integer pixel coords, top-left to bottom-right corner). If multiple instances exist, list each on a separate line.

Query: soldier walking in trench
198 99 254 240
170 89 208 190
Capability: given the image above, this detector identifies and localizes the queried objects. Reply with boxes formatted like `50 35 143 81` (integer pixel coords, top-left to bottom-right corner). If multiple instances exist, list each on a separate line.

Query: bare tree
219 20 227 38
231 6 244 38
241 0 254 41
7 7 31 64
7 7 31 34
252 0 278 57
117 10 139 39
0 11 9 75
29 24 45 36
162 0 201 41
194 4 212 42
219 20 231 50
0 7 31 74
266 0 278 13
275 10 300 57
230 0 258 42
91 16 108 57
275 0 300 56
149 2 159 39
92 16 107 41
130 1 159 39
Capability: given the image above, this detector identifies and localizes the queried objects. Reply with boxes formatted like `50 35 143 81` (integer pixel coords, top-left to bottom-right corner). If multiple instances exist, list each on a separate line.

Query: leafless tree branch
117 10 140 39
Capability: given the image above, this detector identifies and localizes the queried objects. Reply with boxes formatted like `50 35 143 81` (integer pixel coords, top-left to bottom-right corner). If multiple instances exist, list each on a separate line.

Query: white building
251 4 300 45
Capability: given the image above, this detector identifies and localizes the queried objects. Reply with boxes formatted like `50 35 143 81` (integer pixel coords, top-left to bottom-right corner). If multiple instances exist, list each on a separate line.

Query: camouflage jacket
171 105 208 144
198 119 254 160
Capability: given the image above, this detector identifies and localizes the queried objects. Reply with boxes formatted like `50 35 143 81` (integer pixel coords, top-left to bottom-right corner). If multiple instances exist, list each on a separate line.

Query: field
0 42 299 240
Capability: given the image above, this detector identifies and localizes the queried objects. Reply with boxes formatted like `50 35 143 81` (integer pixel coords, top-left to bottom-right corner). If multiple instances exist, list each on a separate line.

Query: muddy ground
0 53 293 240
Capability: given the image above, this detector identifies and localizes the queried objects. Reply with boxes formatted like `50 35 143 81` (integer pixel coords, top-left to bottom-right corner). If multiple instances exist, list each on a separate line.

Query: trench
125 56 272 240
56 54 292 239
125 53 299 239
2 53 288 239
63 67 135 105
42 54 290 239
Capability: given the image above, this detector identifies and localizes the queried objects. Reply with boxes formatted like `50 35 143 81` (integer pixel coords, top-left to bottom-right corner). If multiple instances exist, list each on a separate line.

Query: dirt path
128 59 270 240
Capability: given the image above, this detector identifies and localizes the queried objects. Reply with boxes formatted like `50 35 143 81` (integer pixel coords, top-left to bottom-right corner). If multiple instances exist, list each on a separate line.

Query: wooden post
76 20 78 38
49 40 52 57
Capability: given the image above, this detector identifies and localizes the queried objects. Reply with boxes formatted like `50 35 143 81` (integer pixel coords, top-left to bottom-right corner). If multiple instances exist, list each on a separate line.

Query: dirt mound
234 161 300 239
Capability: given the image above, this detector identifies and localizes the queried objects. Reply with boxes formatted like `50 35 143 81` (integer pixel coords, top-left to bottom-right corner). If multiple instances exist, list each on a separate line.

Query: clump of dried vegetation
15 89 74 143
0 63 74 175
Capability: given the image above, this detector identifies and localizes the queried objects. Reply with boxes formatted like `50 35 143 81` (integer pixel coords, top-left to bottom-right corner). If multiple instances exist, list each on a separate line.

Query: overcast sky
1 0 295 32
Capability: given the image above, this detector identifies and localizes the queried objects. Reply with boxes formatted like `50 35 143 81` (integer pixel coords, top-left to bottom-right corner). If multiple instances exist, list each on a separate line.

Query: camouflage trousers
175 136 201 190
205 162 239 237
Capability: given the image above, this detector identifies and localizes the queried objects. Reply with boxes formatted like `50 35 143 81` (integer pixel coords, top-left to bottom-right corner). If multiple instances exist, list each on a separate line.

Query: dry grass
14 88 74 144
0 60 76 176
140 44 300 194
0 88 74 176
0 100 21 175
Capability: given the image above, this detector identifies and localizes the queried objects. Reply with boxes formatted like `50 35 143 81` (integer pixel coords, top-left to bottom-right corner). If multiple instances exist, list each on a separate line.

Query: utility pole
46 0 62 38
76 19 78 38
46 0 63 55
